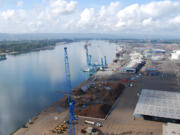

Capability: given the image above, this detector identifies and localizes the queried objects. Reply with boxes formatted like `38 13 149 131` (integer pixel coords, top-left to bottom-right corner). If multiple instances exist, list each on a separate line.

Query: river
0 40 116 135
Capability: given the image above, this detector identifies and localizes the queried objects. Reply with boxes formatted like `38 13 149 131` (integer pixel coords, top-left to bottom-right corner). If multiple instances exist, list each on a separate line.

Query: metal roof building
134 89 180 120
163 123 180 135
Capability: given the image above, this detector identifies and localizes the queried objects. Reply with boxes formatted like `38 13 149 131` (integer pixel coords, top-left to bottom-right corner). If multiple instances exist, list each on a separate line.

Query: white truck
84 120 102 127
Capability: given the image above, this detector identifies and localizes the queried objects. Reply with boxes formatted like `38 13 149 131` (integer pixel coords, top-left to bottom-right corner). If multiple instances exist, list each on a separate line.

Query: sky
0 0 180 37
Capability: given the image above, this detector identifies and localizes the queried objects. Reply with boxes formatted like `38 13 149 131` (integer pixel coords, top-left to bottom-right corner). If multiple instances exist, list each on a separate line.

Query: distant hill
0 33 119 41
0 33 180 41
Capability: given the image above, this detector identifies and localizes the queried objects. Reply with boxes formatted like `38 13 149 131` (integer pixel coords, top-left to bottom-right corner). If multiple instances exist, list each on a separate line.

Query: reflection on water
0 40 116 135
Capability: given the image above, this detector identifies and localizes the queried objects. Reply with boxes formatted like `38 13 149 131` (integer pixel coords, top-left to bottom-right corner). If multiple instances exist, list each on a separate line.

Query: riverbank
0 40 73 55
13 61 122 135
13 101 68 135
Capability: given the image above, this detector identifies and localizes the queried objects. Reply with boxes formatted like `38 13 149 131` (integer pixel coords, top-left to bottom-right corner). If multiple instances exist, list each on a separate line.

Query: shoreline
8 42 68 56
0 40 72 56
12 63 119 135
12 99 68 135
12 74 95 134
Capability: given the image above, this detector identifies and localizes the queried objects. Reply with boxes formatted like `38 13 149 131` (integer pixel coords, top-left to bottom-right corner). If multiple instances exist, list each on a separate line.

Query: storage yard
14 42 180 135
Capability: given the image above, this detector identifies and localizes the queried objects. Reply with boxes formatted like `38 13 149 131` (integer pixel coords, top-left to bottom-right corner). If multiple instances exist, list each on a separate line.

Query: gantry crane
84 42 107 73
84 42 92 66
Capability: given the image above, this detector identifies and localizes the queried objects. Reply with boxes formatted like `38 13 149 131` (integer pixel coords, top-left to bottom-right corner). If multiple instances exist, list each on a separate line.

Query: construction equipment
64 47 77 135
84 120 102 127
52 123 68 134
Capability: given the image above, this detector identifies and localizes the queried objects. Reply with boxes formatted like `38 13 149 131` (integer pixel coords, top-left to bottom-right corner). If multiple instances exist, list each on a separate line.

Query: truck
84 120 102 127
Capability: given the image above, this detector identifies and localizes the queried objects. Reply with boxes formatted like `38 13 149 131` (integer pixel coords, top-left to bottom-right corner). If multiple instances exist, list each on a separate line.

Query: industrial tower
64 47 77 135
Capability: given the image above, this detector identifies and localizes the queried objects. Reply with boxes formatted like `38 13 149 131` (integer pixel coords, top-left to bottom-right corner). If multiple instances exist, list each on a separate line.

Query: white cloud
76 0 180 35
170 16 180 24
142 17 153 26
50 0 77 15
78 8 95 26
0 0 77 33
16 0 23 7
77 2 121 32
1 0 180 36
1 10 15 20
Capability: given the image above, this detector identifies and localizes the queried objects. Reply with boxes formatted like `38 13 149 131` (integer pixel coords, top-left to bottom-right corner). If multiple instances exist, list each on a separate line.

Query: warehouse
122 52 145 73
163 123 180 135
171 50 180 60
134 89 180 122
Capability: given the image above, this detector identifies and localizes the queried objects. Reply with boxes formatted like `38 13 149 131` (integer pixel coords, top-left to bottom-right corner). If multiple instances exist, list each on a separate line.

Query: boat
0 54 7 61
83 66 98 74
115 46 124 58
83 67 91 72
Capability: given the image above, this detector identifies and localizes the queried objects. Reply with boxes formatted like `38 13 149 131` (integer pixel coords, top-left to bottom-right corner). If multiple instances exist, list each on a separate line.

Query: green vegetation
0 39 73 54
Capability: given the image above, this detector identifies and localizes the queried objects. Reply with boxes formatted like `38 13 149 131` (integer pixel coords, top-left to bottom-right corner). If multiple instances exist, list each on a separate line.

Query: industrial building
122 52 145 73
144 49 166 60
144 49 166 54
134 89 180 122
163 123 180 135
171 50 180 60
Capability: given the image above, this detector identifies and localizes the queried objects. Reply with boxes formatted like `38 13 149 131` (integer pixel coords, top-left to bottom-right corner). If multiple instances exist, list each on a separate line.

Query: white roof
171 53 180 60
125 52 143 68
163 123 180 135
172 50 180 54
134 89 180 120
152 49 166 52
126 60 137 68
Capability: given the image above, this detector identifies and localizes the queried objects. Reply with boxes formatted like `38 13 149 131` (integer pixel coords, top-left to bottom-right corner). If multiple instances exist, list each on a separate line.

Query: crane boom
64 47 76 135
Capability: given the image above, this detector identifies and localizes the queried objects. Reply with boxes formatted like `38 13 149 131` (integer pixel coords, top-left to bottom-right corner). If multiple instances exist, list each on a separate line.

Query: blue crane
84 43 91 66
84 42 107 71
64 47 77 135
104 56 107 67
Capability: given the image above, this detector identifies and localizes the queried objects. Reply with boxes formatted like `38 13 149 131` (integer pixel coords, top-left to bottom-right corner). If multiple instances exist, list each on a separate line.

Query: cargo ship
0 54 7 61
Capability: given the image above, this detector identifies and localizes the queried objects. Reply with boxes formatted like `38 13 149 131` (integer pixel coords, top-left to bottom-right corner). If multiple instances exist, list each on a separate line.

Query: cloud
1 0 180 36
170 15 180 24
1 10 15 20
50 0 77 15
75 0 180 35
16 0 23 7
78 8 95 26
27 0 77 32
77 2 121 32
0 0 77 33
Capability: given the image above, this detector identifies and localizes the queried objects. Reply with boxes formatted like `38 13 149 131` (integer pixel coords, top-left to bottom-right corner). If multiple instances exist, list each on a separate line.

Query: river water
0 40 116 135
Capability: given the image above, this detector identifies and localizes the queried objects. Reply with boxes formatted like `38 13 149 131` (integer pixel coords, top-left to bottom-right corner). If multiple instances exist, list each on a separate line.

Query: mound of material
74 81 125 119
77 104 112 119
59 81 125 119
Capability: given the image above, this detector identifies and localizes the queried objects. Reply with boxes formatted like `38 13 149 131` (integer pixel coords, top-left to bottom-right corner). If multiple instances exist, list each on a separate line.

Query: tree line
0 39 73 54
